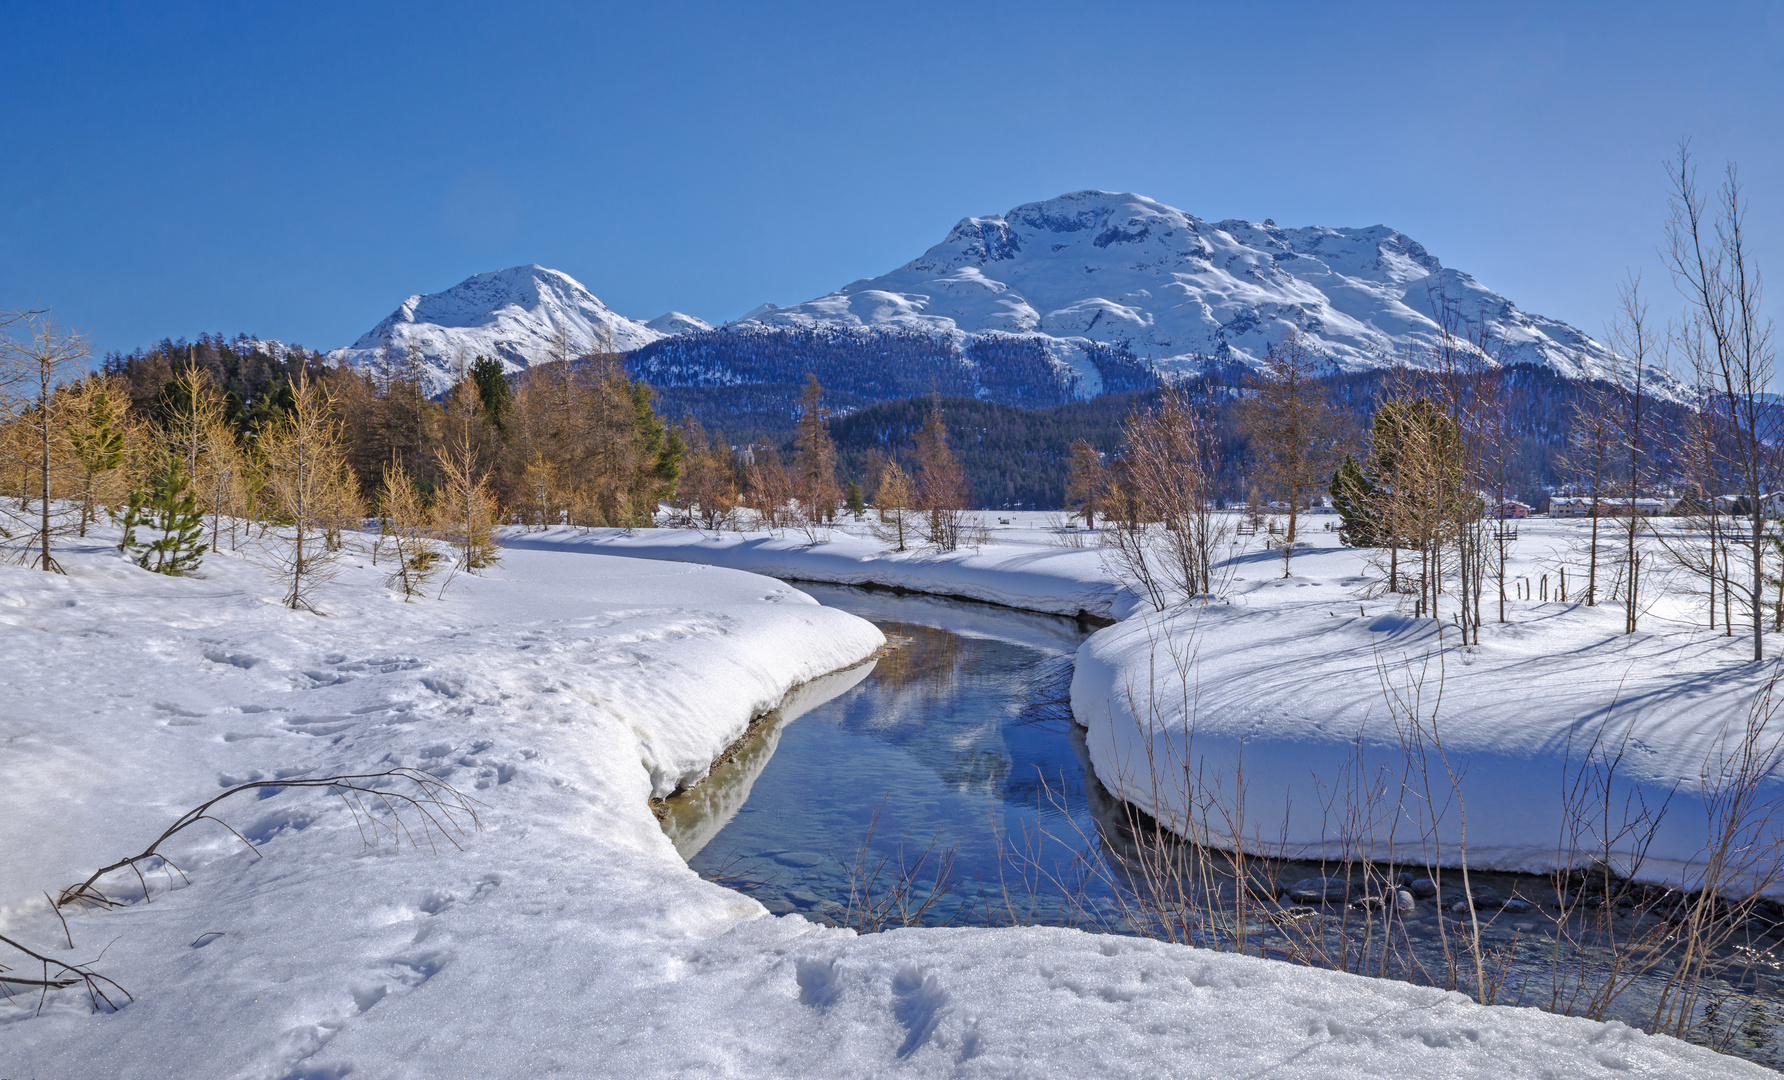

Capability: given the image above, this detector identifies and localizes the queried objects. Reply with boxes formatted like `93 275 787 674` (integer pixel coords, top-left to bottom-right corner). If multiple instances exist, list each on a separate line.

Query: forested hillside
821 362 1695 510
628 324 1158 445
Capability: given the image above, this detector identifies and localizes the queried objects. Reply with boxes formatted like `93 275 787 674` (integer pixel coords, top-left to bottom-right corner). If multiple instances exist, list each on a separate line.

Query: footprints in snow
795 957 842 1008
271 876 498 1079
891 967 949 1058
794 958 975 1062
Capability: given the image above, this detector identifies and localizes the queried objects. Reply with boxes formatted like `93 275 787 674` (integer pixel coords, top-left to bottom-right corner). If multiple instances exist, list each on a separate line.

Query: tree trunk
37 363 52 572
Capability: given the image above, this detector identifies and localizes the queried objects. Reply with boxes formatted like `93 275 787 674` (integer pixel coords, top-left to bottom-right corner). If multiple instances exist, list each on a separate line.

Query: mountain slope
330 265 673 394
743 190 1678 398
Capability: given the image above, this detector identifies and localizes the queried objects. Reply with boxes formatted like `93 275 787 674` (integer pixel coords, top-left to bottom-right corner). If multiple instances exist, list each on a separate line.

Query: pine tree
470 356 512 432
1329 453 1379 546
115 456 208 575
844 481 865 519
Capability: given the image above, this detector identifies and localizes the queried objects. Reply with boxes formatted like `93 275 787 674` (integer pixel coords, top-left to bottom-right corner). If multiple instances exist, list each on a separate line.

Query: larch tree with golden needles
378 460 442 599
870 459 918 552
914 405 968 551
744 442 795 533
160 366 250 551
671 416 739 531
1239 332 1342 576
258 373 362 612
62 375 135 537
1065 438 1109 529
434 425 501 576
792 374 840 534
1122 387 1229 598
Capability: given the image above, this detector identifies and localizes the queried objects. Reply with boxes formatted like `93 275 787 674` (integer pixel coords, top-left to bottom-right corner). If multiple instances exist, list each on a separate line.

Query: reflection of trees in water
848 621 1088 799
860 621 961 698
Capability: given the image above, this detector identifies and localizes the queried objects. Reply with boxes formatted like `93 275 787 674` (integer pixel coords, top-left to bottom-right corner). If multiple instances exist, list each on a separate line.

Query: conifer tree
1329 453 1379 546
1239 332 1342 575
671 417 739 531
1 314 88 571
1065 439 1108 528
469 356 512 432
115 456 207 575
844 481 865 519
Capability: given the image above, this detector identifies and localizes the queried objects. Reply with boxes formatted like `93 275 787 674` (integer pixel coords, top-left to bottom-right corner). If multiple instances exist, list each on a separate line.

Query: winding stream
661 581 1784 1068
661 582 1104 927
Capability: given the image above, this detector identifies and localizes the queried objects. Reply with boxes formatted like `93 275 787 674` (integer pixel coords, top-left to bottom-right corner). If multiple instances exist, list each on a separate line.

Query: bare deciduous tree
0 313 90 571
1664 143 1777 660
1121 386 1232 599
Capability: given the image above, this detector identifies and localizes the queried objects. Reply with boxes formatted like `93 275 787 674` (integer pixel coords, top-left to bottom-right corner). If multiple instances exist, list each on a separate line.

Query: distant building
1717 492 1784 518
1491 500 1532 519
1615 498 1669 517
1548 496 1600 518
1550 495 1670 518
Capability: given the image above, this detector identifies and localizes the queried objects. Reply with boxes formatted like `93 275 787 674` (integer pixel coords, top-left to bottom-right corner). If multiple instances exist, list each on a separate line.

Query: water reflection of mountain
659 660 877 859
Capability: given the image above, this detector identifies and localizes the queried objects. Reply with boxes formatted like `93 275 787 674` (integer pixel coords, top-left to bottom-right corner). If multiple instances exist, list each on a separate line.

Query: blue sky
2 1 1780 359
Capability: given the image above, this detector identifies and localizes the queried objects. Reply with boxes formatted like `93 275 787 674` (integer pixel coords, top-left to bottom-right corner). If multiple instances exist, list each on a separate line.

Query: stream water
660 581 1784 1068
660 582 1105 927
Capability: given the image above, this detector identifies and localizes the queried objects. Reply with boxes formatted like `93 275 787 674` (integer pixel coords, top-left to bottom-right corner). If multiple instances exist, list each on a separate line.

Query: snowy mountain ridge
741 190 1684 400
328 265 697 394
329 192 1682 403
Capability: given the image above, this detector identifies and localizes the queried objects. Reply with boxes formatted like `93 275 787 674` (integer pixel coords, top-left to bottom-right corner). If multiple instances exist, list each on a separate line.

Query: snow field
503 518 1131 620
0 522 1771 1077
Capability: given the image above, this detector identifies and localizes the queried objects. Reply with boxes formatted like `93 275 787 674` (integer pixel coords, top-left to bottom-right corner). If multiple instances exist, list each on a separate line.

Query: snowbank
0 529 1768 1077
502 523 1131 619
1069 531 1784 895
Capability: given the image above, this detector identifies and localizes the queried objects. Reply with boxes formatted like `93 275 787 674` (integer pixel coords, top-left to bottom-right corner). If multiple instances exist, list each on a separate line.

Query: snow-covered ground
503 521 1129 620
1 523 1772 1077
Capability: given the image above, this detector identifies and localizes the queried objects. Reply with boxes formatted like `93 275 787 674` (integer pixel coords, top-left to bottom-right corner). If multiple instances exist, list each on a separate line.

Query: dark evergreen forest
98 330 1699 512
626 324 1159 444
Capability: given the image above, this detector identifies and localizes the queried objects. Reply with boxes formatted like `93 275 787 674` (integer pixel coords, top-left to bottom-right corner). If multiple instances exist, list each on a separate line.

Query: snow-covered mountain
331 194 1678 404
645 311 714 336
742 190 1679 399
330 265 682 394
